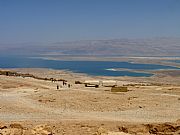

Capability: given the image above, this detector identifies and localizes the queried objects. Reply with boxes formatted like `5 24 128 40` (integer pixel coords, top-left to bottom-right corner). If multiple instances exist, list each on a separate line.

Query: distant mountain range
0 37 180 57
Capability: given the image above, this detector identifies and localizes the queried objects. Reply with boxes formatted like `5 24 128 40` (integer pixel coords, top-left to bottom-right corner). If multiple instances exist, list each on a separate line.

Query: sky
0 0 180 43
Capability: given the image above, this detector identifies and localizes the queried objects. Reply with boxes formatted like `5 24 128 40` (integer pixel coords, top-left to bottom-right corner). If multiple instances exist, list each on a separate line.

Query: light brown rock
0 122 7 130
9 124 23 129
97 127 131 135
31 124 52 135
0 128 23 135
107 132 131 135
96 127 108 135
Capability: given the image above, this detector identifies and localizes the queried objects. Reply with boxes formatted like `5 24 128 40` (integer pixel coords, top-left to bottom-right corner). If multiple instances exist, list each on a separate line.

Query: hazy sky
0 0 180 43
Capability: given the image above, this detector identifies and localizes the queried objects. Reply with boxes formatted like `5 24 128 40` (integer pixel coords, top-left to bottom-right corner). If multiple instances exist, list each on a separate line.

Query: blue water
170 60 180 63
0 55 179 77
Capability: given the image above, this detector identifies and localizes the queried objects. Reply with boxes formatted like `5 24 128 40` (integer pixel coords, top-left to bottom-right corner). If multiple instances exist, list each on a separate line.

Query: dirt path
0 87 180 123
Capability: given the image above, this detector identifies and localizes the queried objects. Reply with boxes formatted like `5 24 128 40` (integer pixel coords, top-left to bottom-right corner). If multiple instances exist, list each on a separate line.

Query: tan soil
0 68 180 134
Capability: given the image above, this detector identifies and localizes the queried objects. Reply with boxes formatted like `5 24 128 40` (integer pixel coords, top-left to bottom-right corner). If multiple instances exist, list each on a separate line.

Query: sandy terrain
0 68 180 134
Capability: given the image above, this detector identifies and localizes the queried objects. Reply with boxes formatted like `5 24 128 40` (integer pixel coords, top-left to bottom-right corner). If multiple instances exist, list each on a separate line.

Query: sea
170 60 180 63
0 55 179 77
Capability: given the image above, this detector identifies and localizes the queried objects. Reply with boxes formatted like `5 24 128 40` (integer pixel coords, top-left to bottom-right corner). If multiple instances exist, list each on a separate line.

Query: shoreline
1 67 180 85
31 55 180 68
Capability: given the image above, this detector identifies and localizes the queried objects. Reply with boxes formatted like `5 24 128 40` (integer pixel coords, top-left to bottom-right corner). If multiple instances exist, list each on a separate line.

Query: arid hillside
0 68 180 134
0 37 180 56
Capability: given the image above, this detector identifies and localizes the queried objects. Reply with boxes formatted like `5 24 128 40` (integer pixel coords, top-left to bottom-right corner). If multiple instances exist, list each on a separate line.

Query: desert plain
0 67 180 135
